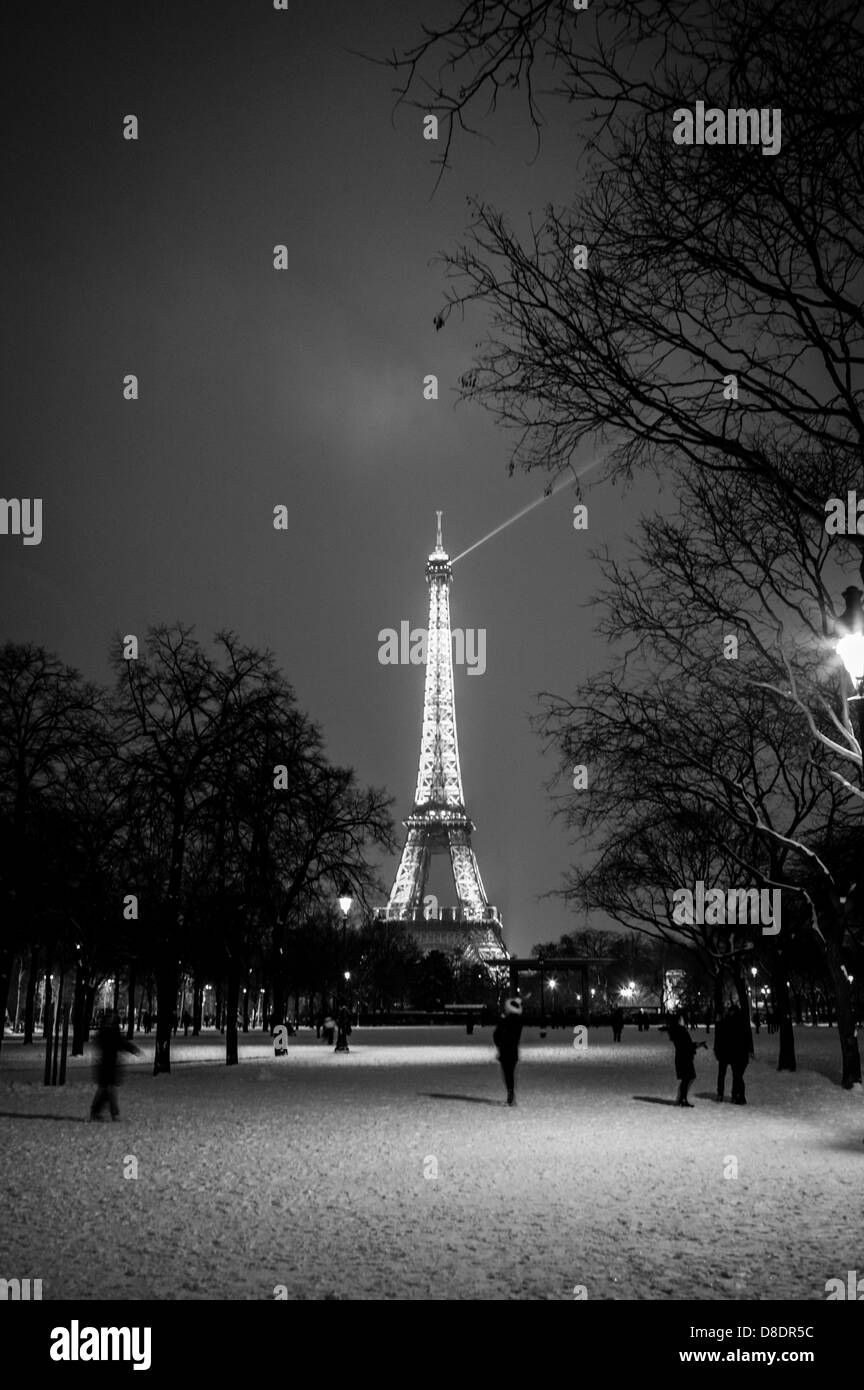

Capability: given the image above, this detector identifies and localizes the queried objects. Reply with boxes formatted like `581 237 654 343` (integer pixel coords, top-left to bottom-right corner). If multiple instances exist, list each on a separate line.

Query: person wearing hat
492 997 524 1106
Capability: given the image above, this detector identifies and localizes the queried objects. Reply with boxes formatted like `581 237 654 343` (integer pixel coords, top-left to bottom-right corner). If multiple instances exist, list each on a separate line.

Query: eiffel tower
376 513 508 972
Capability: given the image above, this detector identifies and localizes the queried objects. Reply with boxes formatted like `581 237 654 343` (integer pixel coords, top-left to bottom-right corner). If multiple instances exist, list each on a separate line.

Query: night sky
3 1 653 953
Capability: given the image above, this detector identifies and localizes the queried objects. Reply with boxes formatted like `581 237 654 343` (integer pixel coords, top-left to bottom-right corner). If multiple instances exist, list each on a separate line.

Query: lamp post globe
836 587 864 684
835 586 864 792
335 883 353 1053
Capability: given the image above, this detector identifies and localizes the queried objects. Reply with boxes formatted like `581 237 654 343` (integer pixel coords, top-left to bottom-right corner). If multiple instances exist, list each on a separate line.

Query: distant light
344 971 351 981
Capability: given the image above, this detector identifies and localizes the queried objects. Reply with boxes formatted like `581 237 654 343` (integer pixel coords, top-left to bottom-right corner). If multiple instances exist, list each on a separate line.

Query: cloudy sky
4 0 653 953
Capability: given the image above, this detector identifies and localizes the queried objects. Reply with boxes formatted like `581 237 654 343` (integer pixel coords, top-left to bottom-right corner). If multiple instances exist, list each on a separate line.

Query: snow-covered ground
0 1024 860 1300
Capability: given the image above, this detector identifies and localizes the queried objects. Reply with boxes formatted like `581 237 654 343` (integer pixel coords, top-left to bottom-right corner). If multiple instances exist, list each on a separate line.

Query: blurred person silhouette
493 997 524 1106
90 1013 140 1121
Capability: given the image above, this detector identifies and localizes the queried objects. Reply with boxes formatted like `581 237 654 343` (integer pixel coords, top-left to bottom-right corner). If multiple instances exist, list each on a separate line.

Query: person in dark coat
716 1002 753 1104
90 1014 141 1121
611 1006 624 1042
493 997 524 1105
666 1011 707 1106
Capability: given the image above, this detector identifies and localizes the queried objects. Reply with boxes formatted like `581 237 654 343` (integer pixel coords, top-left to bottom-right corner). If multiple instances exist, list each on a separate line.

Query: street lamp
836 586 864 687
548 978 556 1026
836 585 864 786
750 967 758 1022
335 884 353 1053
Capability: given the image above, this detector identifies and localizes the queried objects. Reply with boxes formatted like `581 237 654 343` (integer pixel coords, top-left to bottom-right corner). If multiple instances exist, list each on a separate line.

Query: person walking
90 1013 140 1121
666 1011 706 1107
611 1006 624 1042
493 997 524 1106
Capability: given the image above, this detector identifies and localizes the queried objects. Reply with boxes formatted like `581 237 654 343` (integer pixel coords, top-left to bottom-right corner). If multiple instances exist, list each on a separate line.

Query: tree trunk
153 960 177 1075
126 963 136 1039
192 976 202 1036
83 983 97 1039
0 944 12 1055
770 965 796 1072
226 959 240 1066
42 970 53 1038
215 984 224 1032
823 940 861 1088
730 967 755 1056
71 963 87 1055
23 946 39 1044
271 975 285 1029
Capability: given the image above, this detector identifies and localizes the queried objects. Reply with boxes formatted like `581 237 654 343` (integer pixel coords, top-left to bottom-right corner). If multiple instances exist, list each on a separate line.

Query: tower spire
431 509 447 560
379 521 508 973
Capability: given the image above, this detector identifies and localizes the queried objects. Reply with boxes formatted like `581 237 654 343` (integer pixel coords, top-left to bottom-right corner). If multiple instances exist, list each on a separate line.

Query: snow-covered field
0 1025 860 1301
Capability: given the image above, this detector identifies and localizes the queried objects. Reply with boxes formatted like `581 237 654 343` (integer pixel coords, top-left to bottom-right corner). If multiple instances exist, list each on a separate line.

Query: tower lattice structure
379 514 508 971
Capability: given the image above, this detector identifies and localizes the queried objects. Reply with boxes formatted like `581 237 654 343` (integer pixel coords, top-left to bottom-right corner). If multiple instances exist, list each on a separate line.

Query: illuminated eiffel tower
377 513 508 971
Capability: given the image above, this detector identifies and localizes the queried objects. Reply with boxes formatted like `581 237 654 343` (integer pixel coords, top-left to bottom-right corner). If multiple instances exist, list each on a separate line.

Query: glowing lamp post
836 586 864 788
335 885 353 1053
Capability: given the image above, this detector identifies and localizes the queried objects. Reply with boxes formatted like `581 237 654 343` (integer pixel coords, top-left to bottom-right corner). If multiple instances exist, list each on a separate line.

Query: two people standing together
666 1003 754 1107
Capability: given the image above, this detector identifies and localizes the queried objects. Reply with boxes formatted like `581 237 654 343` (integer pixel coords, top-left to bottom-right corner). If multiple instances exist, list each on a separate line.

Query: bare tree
385 0 864 540
538 463 862 1083
0 644 100 1054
